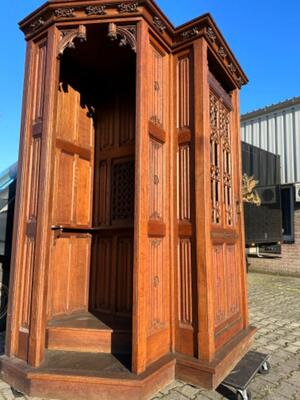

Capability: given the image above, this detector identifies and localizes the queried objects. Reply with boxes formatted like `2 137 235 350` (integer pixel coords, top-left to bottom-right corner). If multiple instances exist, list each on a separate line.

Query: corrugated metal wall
241 101 300 184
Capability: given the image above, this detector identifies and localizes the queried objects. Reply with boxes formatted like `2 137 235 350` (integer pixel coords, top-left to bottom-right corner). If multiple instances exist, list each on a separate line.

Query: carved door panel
208 73 244 350
90 79 135 321
132 21 171 374
47 82 94 319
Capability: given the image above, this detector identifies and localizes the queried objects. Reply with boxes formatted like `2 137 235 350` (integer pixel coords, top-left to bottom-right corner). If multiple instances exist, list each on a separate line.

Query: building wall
248 206 300 276
241 100 300 185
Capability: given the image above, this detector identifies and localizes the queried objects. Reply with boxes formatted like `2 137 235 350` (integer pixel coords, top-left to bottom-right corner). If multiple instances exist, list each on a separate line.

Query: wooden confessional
0 1 256 399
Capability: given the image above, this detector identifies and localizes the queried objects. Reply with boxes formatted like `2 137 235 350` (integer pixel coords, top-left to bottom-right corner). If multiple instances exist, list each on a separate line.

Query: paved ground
0 272 299 399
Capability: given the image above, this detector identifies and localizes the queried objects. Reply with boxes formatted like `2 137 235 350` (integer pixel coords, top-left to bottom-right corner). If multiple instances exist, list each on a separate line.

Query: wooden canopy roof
19 0 248 88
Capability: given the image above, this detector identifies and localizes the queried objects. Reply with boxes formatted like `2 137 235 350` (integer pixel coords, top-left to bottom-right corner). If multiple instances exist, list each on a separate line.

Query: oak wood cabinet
0 1 255 399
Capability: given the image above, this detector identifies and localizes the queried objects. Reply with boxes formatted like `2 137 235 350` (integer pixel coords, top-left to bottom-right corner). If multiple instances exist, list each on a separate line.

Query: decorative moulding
54 8 75 18
153 16 166 33
218 46 227 59
30 17 45 31
57 25 87 57
108 23 137 52
206 27 216 43
85 5 106 15
118 2 139 13
181 27 199 40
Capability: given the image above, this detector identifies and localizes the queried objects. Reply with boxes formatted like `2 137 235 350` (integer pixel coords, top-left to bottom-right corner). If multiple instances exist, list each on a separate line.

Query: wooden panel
178 239 193 326
225 245 240 318
116 237 133 316
53 151 74 224
19 239 35 329
56 83 78 143
77 104 93 148
149 138 164 220
177 144 191 221
148 239 166 334
49 235 91 317
32 41 47 124
177 55 190 129
95 161 109 226
149 44 164 126
90 237 113 313
212 245 226 328
76 157 92 226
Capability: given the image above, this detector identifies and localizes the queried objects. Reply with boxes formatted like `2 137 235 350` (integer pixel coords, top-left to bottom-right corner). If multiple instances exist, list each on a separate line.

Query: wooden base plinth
0 327 256 399
176 326 257 390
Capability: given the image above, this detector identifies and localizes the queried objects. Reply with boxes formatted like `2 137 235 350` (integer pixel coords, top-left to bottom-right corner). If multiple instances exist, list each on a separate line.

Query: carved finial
108 23 136 52
153 16 166 33
58 25 87 57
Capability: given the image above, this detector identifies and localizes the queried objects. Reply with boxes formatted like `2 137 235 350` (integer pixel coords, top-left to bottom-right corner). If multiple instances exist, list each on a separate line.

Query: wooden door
47 81 94 319
90 79 135 322
132 21 172 373
209 73 246 351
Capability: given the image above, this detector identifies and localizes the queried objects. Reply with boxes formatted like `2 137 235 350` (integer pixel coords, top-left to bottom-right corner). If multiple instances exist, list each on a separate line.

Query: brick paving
0 272 299 399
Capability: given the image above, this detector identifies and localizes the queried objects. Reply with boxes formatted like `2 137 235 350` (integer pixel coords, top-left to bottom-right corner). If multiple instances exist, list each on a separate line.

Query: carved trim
242 174 261 206
54 8 75 18
85 5 106 15
181 27 199 40
206 27 216 43
236 76 244 88
108 23 136 52
58 25 87 57
153 16 166 33
118 2 138 13
218 46 227 59
228 62 237 73
30 17 45 32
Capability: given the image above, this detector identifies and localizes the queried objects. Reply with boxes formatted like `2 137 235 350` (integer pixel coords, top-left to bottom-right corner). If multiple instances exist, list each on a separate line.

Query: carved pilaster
57 25 87 57
108 23 136 52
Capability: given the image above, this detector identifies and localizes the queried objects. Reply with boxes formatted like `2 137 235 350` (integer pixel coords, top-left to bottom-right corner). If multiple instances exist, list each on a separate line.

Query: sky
0 0 299 172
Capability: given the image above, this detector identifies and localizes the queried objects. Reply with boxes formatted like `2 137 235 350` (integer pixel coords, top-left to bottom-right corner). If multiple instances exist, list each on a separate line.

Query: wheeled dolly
221 351 271 400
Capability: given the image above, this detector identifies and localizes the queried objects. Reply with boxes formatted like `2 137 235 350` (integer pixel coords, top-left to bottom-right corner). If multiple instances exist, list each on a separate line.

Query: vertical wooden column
231 89 249 328
132 19 149 374
5 26 60 366
5 40 35 358
193 38 215 362
28 25 60 367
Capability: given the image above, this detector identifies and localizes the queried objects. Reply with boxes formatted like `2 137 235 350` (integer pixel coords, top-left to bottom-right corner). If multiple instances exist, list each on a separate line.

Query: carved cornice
181 27 199 40
85 5 106 15
206 27 217 43
54 8 75 18
58 25 87 57
218 46 227 59
108 23 137 52
153 16 166 33
118 2 139 13
30 17 45 31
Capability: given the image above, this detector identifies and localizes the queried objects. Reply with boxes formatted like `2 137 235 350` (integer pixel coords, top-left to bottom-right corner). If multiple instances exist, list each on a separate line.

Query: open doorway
46 24 136 368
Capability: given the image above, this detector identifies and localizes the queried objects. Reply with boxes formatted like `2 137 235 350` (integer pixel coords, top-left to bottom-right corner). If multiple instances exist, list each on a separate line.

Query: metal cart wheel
236 389 252 400
259 360 271 375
